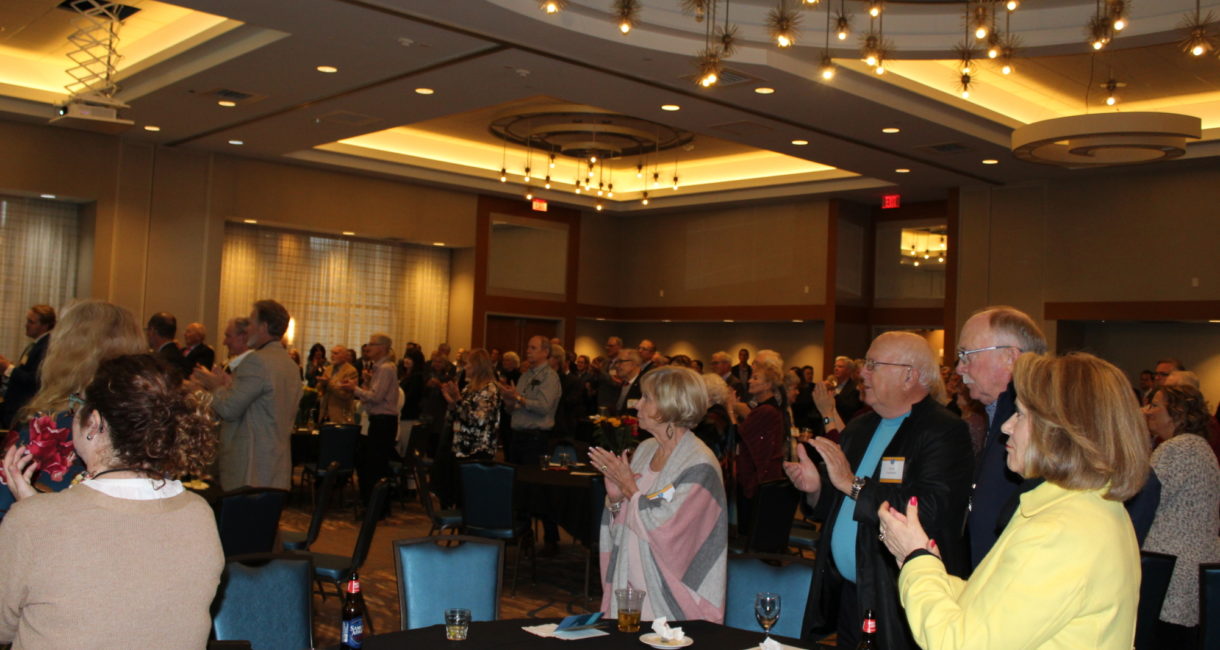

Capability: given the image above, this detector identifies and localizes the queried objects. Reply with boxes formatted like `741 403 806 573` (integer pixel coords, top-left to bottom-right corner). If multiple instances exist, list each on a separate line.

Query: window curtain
0 195 79 359
218 223 450 361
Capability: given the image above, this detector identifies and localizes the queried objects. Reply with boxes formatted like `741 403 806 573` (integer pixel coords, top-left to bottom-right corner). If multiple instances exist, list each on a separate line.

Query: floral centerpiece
591 414 640 454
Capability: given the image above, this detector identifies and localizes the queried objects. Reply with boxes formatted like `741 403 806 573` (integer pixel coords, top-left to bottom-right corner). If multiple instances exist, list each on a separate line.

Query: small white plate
640 632 693 648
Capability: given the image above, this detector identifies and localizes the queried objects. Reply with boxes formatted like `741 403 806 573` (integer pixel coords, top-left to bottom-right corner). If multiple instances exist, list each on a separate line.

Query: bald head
862 331 937 418
184 322 206 346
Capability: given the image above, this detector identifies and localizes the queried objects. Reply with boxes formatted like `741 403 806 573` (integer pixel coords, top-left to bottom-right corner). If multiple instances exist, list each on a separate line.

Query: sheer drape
219 223 450 360
0 195 79 359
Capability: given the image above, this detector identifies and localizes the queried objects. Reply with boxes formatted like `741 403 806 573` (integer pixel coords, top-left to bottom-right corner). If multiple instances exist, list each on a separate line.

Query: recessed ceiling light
882 127 901 134
791 319 803 323
723 319 735 323
432 242 445 246
662 319 672 323
316 65 338 73
39 193 56 199
143 125 161 132
217 100 236 107
415 88 435 95
660 104 680 111
243 219 258 224
596 317 606 321
341 231 355 236
228 139 244 146
791 139 809 146
895 168 911 173
754 87 775 95
982 158 999 165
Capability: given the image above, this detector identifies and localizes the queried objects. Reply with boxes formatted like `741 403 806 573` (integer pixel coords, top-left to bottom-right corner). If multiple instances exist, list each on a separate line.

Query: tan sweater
0 485 224 649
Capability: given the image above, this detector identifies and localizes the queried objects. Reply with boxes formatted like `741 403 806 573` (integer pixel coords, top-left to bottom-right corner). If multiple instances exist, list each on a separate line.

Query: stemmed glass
754 592 781 642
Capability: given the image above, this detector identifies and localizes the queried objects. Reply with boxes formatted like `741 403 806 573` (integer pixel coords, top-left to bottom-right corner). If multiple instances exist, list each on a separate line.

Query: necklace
83 467 163 481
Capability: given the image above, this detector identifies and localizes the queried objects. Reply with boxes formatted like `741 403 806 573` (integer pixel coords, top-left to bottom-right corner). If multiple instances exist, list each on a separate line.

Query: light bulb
619 20 631 34
499 168 507 182
975 26 988 39
868 3 881 18
777 34 793 48
962 89 970 98
642 197 649 205
525 191 533 200
837 29 848 40
1106 95 1116 106
865 54 878 66
596 203 604 211
590 156 597 163
821 65 835 80
549 154 556 168
988 46 999 59
875 64 885 75
1113 17 1126 31
1192 43 1206 56
544 1 558 13
1001 63 1012 75
1005 0 1018 10
1093 39 1104 50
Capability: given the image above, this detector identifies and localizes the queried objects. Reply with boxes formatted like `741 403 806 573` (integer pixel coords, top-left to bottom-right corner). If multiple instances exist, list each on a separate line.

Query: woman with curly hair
0 354 224 648
0 300 147 520
1141 384 1220 647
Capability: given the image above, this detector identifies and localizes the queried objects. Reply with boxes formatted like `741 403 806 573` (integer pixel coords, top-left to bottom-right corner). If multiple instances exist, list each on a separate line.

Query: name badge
626 398 639 410
646 484 675 502
879 457 905 484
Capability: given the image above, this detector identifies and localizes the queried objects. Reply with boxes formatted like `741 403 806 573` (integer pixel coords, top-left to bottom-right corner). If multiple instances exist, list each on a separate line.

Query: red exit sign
531 198 548 212
881 194 901 209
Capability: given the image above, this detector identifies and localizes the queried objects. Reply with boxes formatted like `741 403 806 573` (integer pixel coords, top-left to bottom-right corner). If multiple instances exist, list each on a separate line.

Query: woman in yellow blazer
876 352 1150 650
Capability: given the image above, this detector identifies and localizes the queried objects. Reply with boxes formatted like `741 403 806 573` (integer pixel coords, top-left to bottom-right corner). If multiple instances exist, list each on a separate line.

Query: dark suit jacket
1 334 49 429
834 378 863 423
731 362 752 388
966 383 1022 568
183 343 215 372
723 373 748 402
155 341 192 380
611 373 642 416
805 395 974 649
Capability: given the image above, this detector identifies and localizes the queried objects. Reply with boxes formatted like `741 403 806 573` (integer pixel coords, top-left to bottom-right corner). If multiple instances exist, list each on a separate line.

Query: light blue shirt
830 412 910 583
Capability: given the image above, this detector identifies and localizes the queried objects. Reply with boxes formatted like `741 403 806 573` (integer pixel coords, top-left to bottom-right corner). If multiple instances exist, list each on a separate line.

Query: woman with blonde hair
735 354 787 536
432 349 502 507
878 352 1150 649
0 300 146 520
590 366 727 623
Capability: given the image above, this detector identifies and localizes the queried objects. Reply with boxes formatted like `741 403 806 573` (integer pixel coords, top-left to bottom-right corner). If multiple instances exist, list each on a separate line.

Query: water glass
615 587 646 633
755 592 781 641
539 454 551 469
444 608 471 641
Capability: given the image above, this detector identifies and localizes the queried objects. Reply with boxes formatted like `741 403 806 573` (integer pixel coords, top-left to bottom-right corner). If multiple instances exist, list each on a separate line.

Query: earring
666 423 674 440
86 433 94 441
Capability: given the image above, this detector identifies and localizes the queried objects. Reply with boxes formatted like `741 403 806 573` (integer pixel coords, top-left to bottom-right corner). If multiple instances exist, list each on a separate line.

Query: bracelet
850 476 867 500
607 498 624 514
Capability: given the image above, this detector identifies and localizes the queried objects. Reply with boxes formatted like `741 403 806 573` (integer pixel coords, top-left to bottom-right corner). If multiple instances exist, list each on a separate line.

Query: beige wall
579 200 831 308
447 247 476 349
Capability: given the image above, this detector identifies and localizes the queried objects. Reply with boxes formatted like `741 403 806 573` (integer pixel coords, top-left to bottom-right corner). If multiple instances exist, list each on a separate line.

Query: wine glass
754 592 781 641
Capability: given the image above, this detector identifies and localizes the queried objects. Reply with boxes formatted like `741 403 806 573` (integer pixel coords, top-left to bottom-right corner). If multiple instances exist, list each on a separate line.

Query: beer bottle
340 572 366 649
856 609 877 649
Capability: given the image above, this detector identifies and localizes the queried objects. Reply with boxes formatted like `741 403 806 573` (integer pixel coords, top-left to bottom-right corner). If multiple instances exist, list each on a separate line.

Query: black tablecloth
515 465 600 546
341 618 805 649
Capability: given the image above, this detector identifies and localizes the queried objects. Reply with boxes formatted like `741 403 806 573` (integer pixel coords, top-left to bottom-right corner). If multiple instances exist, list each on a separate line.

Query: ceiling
2 0 1220 214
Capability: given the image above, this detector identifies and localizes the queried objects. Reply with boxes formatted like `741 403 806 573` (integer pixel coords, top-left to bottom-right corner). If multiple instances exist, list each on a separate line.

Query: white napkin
651 617 685 642
758 637 781 650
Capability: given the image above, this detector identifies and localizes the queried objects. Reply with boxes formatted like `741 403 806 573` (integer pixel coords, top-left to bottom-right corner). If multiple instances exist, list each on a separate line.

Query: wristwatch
850 476 867 500
822 416 832 426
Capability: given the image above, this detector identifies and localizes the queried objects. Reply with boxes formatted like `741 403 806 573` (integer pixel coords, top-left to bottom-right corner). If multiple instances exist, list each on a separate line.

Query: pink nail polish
909 496 918 507
929 539 937 549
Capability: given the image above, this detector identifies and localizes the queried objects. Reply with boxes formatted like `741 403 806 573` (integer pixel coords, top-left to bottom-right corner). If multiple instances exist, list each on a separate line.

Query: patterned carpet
280 488 600 648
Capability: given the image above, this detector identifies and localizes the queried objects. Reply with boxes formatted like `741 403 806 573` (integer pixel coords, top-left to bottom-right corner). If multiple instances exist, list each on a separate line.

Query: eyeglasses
863 359 913 372
68 392 85 414
956 345 1017 366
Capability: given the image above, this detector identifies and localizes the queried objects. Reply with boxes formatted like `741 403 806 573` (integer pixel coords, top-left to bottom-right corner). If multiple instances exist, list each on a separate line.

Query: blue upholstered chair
281 461 341 552
412 453 462 535
1199 562 1220 650
302 424 360 516
305 478 390 604
459 462 534 593
1134 550 1176 650
725 554 815 639
211 553 312 650
215 487 289 558
393 535 503 630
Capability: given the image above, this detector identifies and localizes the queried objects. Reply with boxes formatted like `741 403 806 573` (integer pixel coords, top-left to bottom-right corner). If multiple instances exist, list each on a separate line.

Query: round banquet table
514 463 602 547
335 618 805 649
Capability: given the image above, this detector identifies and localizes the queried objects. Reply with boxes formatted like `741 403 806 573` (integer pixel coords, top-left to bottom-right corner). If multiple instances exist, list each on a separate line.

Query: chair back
412 459 439 519
212 553 312 650
393 535 504 630
347 479 391 575
317 424 360 471
1133 550 1176 650
302 462 342 549
747 479 801 554
1200 562 1220 650
216 487 289 557
725 554 815 639
459 462 517 536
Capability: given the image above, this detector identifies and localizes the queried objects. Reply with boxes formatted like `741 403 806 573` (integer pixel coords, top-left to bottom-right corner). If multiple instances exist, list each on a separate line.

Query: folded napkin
651 617 685 642
758 638 781 650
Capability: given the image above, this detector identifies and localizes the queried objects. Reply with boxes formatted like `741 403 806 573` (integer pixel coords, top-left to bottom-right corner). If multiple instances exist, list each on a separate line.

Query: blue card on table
556 612 602 630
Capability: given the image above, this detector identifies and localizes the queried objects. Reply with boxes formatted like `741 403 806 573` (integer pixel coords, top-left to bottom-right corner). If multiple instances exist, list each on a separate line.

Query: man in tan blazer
317 345 358 424
194 300 303 490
